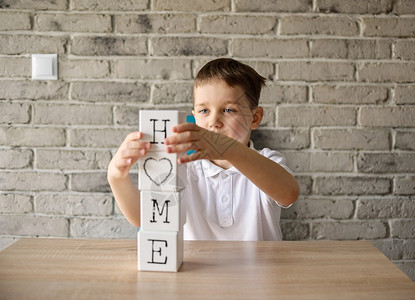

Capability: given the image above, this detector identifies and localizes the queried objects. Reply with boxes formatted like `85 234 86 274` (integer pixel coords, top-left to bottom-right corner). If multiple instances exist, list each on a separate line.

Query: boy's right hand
107 131 151 181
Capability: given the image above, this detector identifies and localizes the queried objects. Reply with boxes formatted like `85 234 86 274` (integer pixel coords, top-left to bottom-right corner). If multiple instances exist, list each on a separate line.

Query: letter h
150 119 169 144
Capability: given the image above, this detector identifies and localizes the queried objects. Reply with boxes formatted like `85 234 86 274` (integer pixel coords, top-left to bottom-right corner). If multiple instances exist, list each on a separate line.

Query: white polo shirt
183 142 292 241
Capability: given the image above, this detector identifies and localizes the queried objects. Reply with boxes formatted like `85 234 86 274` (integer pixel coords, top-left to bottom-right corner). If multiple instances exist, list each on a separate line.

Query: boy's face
193 79 262 147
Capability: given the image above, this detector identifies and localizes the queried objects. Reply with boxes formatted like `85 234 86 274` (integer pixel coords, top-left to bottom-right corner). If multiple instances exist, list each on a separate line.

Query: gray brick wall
0 0 414 280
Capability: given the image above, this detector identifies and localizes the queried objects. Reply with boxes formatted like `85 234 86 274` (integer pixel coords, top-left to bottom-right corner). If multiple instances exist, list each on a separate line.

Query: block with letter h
137 110 186 272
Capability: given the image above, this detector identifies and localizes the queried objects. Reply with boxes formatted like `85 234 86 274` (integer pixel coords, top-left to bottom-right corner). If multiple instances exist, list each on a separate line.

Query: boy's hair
194 58 266 109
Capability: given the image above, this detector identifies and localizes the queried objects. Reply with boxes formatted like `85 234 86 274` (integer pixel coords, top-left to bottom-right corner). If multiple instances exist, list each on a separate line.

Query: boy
107 58 299 241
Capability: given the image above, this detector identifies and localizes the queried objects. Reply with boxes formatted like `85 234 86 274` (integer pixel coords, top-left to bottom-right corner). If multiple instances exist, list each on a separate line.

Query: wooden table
0 239 414 299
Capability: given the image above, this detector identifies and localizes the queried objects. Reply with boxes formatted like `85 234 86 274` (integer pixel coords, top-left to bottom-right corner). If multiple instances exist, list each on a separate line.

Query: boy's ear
251 107 263 130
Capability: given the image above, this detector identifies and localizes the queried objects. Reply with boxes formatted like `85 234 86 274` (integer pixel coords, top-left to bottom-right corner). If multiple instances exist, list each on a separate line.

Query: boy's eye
224 108 235 113
199 109 208 114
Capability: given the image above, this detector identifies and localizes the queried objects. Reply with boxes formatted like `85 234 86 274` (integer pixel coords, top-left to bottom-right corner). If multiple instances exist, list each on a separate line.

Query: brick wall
0 0 414 279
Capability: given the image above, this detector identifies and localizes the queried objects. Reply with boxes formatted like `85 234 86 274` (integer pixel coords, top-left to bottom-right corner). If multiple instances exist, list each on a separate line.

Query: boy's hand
107 131 151 180
164 123 236 164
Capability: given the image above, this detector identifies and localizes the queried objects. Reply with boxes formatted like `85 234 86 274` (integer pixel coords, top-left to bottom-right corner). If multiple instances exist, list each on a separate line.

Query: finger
172 122 200 133
177 155 191 164
166 142 196 154
178 150 212 164
115 158 132 168
165 130 200 146
127 140 151 150
124 131 143 143
121 148 146 159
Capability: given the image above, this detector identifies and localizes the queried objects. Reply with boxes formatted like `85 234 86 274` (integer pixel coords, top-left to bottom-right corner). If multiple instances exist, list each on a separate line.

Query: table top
0 238 414 299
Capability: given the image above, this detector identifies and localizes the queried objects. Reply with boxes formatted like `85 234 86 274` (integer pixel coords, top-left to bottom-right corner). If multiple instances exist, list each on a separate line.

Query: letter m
150 199 170 224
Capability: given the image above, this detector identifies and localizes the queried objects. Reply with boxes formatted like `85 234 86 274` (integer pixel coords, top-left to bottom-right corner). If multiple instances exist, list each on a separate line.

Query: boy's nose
208 113 223 130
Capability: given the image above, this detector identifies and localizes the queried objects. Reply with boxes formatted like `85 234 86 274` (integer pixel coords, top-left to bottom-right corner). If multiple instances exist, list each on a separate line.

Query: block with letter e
138 230 184 272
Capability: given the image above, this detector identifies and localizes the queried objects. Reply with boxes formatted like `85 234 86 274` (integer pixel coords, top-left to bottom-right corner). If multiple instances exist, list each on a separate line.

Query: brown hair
194 58 266 109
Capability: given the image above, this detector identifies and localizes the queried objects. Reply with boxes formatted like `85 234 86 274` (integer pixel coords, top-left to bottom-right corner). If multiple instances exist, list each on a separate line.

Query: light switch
32 54 58 80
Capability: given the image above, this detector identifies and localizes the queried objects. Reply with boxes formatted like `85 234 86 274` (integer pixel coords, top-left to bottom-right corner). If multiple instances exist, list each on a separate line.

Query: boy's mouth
209 128 226 135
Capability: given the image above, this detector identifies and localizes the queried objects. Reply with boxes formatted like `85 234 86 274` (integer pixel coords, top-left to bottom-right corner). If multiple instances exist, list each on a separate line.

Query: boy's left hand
164 123 236 164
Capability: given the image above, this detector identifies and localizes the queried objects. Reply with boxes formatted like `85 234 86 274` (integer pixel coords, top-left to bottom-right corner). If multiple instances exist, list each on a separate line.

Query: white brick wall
0 0 414 280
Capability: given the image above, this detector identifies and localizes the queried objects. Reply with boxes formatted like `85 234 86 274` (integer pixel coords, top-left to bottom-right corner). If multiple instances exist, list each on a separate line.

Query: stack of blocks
137 110 187 272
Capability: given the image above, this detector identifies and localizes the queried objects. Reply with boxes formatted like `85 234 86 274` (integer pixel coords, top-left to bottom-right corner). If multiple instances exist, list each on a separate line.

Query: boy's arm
108 176 141 227
223 142 299 207
165 123 299 207
107 131 151 227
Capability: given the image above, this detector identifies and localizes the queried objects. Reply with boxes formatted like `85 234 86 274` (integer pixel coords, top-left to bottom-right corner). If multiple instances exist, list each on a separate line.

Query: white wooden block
139 110 187 151
138 230 183 272
140 190 185 232
138 151 186 191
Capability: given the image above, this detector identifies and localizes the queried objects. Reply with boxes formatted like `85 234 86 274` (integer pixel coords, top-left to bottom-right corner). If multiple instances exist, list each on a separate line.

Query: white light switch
32 54 58 80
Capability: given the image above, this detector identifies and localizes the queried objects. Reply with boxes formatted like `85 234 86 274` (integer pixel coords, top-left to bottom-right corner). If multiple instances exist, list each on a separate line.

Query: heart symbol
143 157 173 186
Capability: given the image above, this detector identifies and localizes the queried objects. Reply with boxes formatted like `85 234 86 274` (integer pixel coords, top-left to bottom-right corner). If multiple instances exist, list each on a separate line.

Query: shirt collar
201 140 256 177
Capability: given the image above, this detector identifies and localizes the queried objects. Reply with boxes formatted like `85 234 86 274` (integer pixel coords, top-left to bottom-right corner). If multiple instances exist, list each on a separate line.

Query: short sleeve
258 147 294 209
259 147 293 175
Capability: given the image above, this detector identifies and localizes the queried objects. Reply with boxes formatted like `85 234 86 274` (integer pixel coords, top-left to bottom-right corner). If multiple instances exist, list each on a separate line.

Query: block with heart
138 229 183 272
138 151 186 191
140 190 185 232
139 110 187 151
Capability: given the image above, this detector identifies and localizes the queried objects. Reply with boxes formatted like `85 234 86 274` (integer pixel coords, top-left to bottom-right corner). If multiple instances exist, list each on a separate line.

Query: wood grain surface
0 238 414 299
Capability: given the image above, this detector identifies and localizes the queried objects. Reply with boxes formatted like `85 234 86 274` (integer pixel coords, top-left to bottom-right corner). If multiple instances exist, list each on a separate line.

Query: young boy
107 58 299 241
